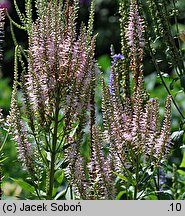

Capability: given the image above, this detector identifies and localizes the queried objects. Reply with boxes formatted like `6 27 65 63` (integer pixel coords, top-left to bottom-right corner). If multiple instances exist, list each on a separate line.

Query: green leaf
169 78 178 90
144 194 158 200
0 157 8 163
112 171 128 182
180 192 185 199
180 152 185 168
11 178 35 193
177 169 185 176
116 191 126 200
54 170 64 184
55 160 64 170
54 188 67 200
121 165 134 183
69 122 79 138
158 191 173 200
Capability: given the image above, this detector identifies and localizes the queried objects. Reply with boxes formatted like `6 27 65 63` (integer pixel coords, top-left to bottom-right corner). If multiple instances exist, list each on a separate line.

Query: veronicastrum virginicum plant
67 0 173 200
8 0 96 200
99 0 172 200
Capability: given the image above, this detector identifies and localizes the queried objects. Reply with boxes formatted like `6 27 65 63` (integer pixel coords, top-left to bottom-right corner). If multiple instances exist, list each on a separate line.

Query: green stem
47 90 60 200
70 185 73 200
172 0 181 51
33 182 41 200
152 166 160 200
134 154 139 200
157 167 160 200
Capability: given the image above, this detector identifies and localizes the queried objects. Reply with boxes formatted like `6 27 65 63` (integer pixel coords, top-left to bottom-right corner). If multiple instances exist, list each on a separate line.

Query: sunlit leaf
54 170 64 184
180 152 185 168
11 178 35 193
112 171 128 182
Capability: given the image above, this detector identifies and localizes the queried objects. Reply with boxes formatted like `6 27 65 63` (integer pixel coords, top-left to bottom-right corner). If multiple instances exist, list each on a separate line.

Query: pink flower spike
0 0 11 10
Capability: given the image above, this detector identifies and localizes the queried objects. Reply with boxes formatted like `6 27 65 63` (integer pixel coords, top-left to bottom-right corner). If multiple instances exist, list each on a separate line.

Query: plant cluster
1 0 185 200
71 0 172 200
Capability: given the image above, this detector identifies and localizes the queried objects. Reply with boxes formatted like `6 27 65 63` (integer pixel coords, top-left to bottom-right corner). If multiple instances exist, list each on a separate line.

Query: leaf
160 72 169 78
55 160 64 170
177 169 185 176
140 190 173 200
144 194 158 200
116 191 126 200
65 187 74 200
46 152 51 161
169 78 178 90
156 59 163 63
180 192 185 199
54 170 64 184
158 191 174 200
121 165 134 183
0 157 8 163
69 122 79 138
112 171 128 182
54 188 67 200
171 130 184 142
11 178 35 193
180 152 185 168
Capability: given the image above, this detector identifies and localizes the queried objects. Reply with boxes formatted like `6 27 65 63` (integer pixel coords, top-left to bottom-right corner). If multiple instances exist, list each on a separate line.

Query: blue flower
112 54 124 64
110 70 113 95
109 54 124 94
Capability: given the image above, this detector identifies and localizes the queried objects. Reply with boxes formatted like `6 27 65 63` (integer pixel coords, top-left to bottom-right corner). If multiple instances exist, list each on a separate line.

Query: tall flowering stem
9 0 96 199
119 0 131 110
126 0 145 90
